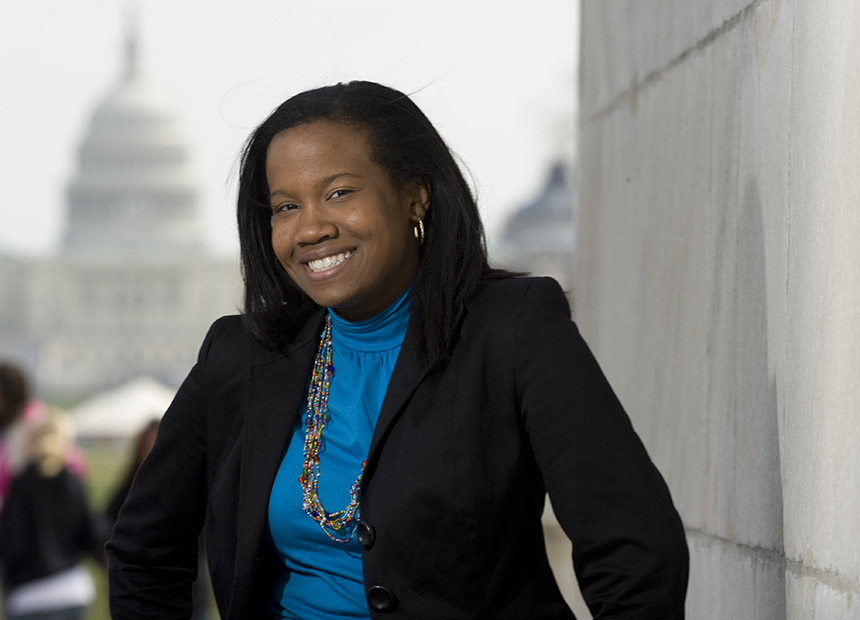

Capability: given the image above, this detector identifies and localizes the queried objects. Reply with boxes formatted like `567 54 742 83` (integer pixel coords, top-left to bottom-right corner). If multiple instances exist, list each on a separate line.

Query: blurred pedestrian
104 417 160 527
0 362 34 514
0 412 103 620
0 362 87 516
103 417 213 619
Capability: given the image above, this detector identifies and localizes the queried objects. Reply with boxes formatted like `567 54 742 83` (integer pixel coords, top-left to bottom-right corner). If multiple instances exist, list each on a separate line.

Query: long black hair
237 81 503 367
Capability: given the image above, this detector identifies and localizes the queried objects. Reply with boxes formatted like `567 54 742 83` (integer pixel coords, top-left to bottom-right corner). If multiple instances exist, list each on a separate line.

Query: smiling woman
234 82 492 366
106 81 689 620
265 121 428 322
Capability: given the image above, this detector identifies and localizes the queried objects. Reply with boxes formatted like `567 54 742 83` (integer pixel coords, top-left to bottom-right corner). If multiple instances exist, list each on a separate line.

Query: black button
366 585 396 612
357 520 375 549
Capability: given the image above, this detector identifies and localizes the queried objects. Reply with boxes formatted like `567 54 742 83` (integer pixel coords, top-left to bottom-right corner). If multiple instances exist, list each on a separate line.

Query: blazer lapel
366 300 470 467
231 311 325 608
366 319 433 468
365 304 468 470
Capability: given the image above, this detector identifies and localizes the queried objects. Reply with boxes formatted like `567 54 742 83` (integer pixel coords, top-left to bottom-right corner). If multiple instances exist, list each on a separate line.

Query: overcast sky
0 1 578 258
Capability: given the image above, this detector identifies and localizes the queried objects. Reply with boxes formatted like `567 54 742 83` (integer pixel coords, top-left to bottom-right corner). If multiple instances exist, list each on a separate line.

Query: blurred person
102 418 213 620
0 412 103 620
0 362 36 513
0 362 87 516
103 418 160 527
108 81 688 619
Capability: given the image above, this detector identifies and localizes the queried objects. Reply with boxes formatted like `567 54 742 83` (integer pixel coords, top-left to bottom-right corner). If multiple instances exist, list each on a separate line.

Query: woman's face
266 120 428 321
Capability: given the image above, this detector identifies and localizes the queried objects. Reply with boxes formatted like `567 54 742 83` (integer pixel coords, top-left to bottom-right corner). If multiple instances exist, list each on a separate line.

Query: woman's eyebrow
268 172 362 199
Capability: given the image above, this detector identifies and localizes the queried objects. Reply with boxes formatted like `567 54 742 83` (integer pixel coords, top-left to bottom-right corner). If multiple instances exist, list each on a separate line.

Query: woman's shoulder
200 310 325 367
194 315 263 373
204 314 289 352
207 314 248 338
449 276 574 359
457 276 571 338
471 275 569 310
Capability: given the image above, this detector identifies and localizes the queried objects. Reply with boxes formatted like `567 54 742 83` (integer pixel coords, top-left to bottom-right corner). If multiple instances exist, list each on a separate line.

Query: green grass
82 440 127 620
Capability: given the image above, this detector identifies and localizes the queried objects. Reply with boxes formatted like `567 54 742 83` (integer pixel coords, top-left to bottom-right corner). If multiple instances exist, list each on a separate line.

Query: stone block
725 0 792 553
580 1 757 119
576 48 714 528
785 571 860 620
687 533 786 620
580 1 634 118
783 0 860 583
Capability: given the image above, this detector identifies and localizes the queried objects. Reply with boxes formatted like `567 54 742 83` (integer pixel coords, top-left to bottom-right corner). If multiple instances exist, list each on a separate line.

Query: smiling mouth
307 251 352 273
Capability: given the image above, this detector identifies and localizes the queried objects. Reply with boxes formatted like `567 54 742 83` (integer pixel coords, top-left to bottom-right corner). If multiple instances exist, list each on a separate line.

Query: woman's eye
273 202 298 214
329 189 351 200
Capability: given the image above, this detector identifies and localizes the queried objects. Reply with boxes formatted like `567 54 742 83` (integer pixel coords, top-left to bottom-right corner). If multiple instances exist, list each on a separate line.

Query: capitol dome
496 161 576 291
62 33 203 256
501 162 574 254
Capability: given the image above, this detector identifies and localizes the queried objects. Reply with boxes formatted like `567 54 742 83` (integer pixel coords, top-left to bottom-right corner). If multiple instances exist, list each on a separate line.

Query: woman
107 81 688 619
0 413 101 620
104 418 160 527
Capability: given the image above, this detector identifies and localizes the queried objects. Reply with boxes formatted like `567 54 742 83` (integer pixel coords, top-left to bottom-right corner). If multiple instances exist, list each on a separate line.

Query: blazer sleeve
106 318 225 619
514 278 689 619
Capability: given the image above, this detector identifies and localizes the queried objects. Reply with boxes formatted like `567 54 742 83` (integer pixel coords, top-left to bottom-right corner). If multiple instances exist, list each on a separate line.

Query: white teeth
308 251 351 273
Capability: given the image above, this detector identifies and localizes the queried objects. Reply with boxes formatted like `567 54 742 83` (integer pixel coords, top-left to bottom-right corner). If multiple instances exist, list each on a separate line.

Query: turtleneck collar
328 287 411 352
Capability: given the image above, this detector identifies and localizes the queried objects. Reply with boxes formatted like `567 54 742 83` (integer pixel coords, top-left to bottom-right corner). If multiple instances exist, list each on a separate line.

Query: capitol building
0 34 241 400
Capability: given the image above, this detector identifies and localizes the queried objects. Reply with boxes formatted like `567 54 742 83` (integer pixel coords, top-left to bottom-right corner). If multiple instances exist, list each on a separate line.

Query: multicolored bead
298 314 367 543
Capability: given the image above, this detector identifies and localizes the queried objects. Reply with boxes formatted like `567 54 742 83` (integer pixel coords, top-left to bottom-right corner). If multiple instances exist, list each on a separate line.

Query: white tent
70 376 175 438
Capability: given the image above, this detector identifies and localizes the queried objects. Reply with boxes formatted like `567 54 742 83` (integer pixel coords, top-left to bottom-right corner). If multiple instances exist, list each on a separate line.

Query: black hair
237 81 507 367
0 361 30 433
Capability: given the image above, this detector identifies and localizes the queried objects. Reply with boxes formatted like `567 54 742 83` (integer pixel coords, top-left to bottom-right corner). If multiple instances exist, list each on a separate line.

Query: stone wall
577 2 860 618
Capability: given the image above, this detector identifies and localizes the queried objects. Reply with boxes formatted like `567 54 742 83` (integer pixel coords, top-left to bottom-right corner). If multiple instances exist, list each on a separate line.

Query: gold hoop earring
413 218 425 246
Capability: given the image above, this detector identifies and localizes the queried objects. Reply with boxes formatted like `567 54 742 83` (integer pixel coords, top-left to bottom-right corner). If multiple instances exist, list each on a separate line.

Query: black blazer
107 277 688 619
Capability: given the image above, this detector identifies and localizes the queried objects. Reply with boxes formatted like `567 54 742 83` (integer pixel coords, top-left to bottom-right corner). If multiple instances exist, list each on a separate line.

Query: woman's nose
295 204 337 246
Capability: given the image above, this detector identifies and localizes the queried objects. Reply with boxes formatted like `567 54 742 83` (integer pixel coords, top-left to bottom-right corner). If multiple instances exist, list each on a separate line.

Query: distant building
495 161 576 292
63 33 204 258
0 31 241 400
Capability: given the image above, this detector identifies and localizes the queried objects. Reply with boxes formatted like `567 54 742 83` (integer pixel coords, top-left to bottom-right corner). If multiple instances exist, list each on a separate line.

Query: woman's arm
515 277 689 619
106 320 224 619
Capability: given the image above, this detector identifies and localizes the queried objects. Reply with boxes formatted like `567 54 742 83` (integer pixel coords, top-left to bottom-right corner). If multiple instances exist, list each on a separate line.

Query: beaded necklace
298 314 367 543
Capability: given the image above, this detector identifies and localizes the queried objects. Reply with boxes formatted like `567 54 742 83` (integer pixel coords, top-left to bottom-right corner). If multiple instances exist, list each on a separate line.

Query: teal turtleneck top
266 288 411 619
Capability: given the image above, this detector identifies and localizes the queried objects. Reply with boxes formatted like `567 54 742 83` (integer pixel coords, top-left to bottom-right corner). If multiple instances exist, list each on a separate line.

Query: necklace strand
298 314 367 543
